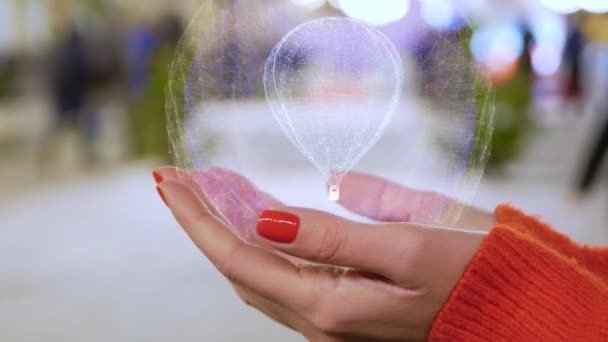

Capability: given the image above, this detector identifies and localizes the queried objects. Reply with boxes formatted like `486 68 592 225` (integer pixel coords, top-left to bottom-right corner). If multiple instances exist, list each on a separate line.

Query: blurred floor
0 164 300 342
0 98 607 341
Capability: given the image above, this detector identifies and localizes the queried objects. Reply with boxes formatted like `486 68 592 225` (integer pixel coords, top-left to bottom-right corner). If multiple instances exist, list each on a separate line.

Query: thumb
255 207 487 287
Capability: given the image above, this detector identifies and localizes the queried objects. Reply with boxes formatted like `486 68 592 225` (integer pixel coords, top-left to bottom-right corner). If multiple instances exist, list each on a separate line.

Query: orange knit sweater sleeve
429 205 608 341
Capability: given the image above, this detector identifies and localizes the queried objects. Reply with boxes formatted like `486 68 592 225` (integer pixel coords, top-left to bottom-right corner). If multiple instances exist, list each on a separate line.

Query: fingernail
257 210 300 244
156 186 168 206
153 170 163 184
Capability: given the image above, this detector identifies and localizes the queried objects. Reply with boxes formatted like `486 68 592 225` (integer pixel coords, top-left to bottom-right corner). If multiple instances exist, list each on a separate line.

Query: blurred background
0 0 607 341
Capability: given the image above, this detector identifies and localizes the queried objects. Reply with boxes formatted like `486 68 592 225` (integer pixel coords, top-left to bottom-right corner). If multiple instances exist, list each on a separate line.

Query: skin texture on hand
154 167 494 341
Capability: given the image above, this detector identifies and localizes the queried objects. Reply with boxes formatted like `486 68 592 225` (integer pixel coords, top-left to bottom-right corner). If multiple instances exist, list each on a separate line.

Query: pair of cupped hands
154 167 495 341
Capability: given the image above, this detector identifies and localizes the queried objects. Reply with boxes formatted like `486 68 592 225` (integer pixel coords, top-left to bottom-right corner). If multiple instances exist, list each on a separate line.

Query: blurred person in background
38 25 97 166
563 16 584 107
577 100 608 195
575 13 608 195
83 11 126 156
38 9 129 169
126 20 157 98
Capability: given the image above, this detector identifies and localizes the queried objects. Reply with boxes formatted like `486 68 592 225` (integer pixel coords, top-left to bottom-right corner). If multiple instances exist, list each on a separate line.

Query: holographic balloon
264 17 403 201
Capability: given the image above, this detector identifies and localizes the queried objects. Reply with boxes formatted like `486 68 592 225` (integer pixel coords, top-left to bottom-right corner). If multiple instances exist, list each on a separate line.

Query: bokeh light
581 0 608 13
420 0 460 31
531 43 563 76
470 23 524 74
539 0 608 13
530 12 567 49
333 0 410 26
289 0 327 10
529 12 567 76
540 0 580 13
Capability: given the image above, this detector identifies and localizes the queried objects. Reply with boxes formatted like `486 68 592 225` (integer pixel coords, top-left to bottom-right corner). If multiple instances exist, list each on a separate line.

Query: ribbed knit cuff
496 205 608 281
429 209 608 341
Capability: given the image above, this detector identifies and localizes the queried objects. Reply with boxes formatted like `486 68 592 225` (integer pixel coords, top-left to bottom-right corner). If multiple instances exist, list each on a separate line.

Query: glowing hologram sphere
263 17 403 201
166 0 494 240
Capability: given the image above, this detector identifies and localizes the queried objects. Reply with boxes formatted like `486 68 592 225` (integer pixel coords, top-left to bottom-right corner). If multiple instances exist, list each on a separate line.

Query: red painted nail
153 170 163 184
257 210 300 244
156 186 168 206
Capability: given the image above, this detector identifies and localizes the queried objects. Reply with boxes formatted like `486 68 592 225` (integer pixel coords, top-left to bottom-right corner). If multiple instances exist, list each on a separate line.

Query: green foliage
129 46 173 162
0 57 17 98
456 26 533 170
487 72 533 168
466 79 494 173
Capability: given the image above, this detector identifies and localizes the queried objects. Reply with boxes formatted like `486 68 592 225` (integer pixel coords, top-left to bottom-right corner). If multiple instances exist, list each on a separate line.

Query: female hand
154 167 494 341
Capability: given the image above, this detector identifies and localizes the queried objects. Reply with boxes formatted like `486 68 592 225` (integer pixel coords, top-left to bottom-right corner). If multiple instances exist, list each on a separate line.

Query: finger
156 167 283 239
338 172 451 223
154 166 204 198
339 172 494 229
158 180 315 312
199 170 314 264
154 166 231 226
255 207 428 279
157 167 314 264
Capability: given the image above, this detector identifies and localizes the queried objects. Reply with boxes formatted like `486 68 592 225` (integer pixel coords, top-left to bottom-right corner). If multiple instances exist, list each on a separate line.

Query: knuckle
375 178 391 220
316 221 347 263
377 179 410 222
